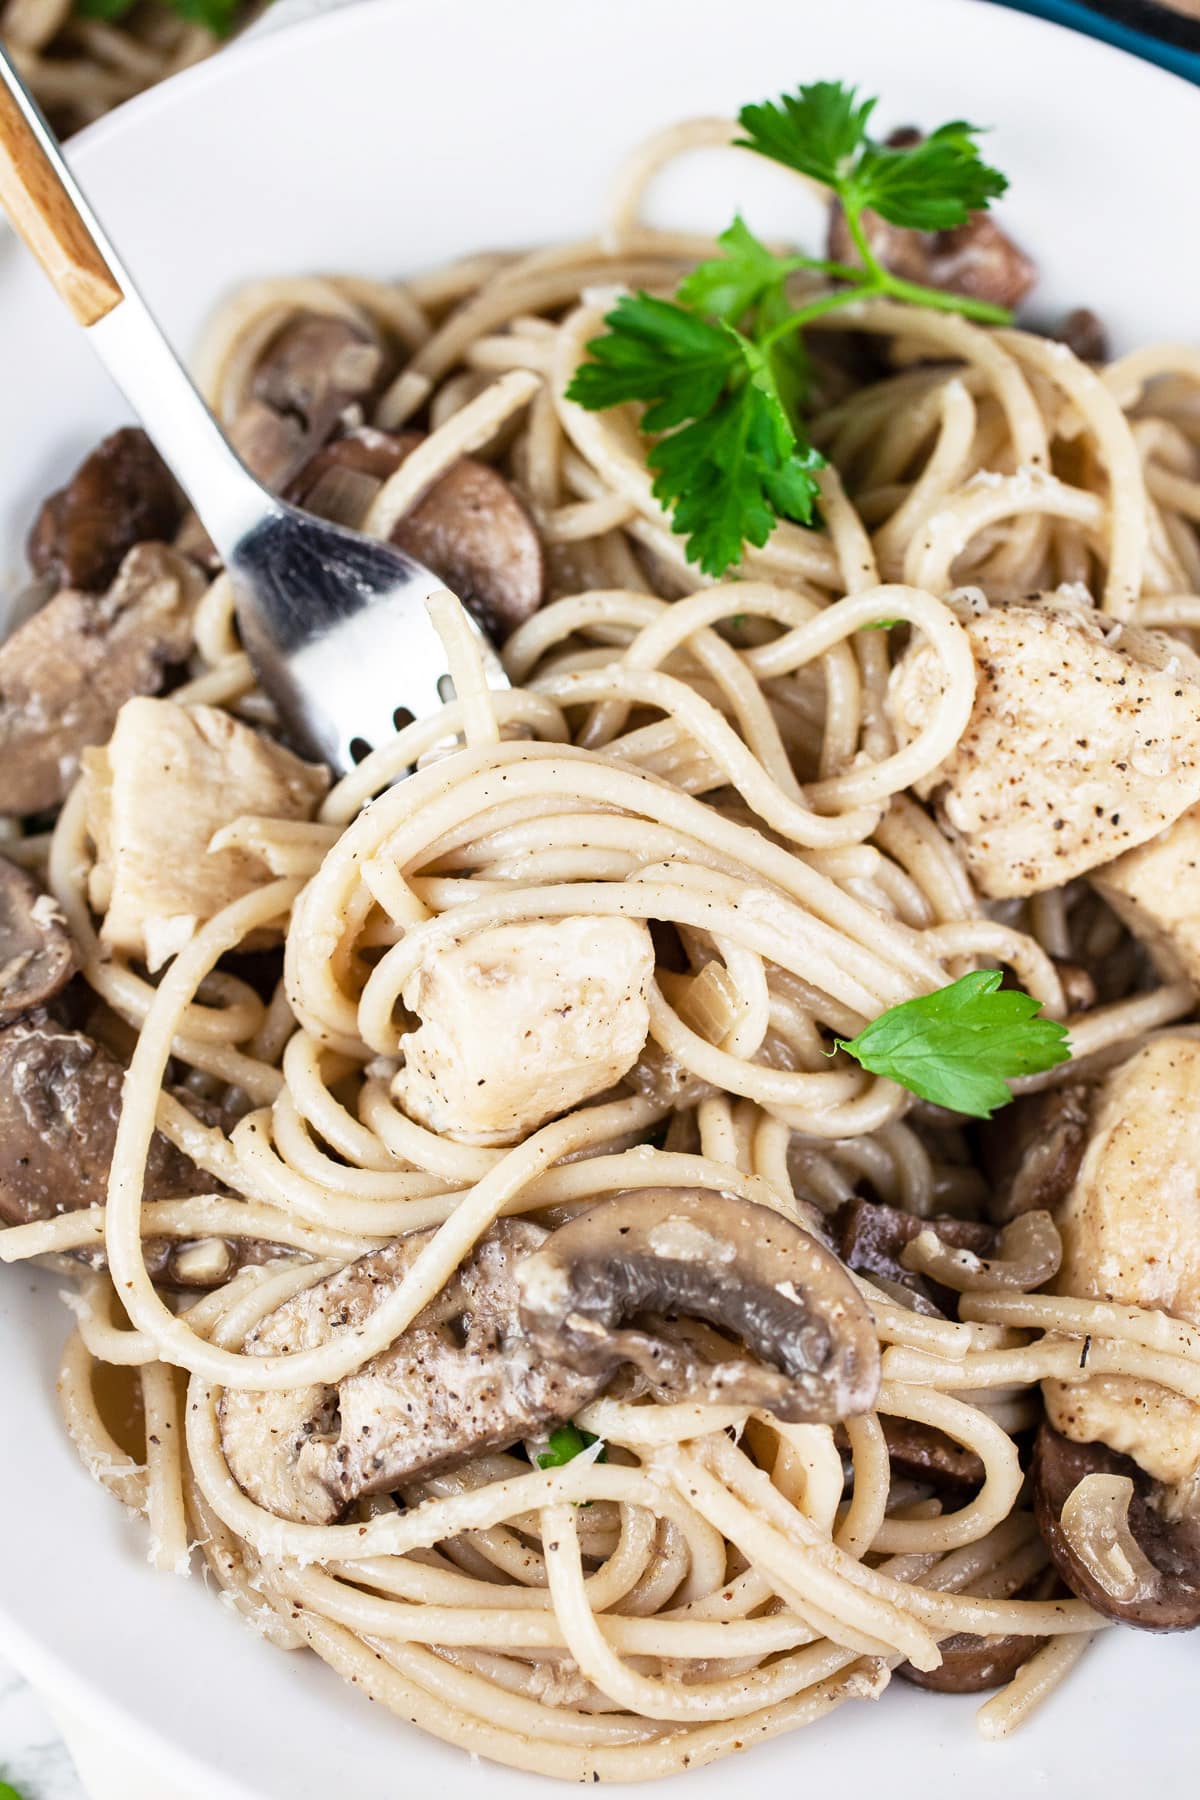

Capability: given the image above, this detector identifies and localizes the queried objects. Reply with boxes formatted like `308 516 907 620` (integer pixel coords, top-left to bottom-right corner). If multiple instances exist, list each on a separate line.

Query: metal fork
0 48 508 776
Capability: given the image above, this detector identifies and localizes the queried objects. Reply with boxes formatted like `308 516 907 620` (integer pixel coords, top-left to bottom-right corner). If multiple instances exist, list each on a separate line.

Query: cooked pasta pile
3 114 1200 1779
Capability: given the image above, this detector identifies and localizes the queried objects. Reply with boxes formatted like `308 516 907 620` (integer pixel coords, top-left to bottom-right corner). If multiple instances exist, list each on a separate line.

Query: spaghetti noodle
4 111 1200 1778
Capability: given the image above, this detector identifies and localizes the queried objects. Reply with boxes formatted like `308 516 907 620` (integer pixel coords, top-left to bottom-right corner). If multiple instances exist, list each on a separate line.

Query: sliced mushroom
900 1209 1062 1294
0 1011 251 1288
220 1218 608 1525
826 130 1036 312
0 857 77 1025
898 1569 1058 1693
979 1083 1093 1225
835 1197 995 1314
1054 307 1109 365
228 313 389 491
880 1417 985 1495
27 428 185 594
0 543 205 817
516 1188 880 1423
289 426 545 640
1032 1423 1200 1631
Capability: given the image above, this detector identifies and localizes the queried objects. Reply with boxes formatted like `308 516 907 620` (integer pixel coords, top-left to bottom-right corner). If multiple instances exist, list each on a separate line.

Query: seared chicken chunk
84 698 328 971
220 1219 607 1524
394 915 655 1145
1044 1038 1200 1483
1092 801 1200 987
887 593 1200 898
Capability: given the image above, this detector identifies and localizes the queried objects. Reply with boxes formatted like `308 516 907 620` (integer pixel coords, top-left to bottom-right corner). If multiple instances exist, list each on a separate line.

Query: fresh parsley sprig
567 80 1012 577
834 970 1072 1119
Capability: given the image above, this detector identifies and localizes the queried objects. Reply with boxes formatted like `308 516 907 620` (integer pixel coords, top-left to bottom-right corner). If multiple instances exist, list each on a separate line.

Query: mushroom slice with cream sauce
226 312 391 492
517 1188 880 1423
0 856 77 1026
0 542 205 818
1032 1424 1200 1632
219 1219 607 1525
0 1011 259 1288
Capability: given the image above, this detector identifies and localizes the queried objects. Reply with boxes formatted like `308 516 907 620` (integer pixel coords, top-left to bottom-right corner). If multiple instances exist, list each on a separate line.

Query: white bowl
0 1 1197 1794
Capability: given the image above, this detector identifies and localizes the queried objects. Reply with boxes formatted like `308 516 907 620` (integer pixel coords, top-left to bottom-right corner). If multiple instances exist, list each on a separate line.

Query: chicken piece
0 543 203 818
84 698 328 971
394 915 654 1145
1092 801 1200 987
220 1219 608 1524
888 593 1200 898
1044 1037 1200 1483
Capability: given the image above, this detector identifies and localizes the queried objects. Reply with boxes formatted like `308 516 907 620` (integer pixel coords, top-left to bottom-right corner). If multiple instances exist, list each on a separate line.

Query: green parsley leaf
537 1425 607 1469
77 0 241 30
737 81 1006 237
736 81 877 189
854 122 1008 231
834 970 1071 1119
565 293 740 431
649 367 823 577
569 296 825 577
677 216 803 325
0 1782 27 1800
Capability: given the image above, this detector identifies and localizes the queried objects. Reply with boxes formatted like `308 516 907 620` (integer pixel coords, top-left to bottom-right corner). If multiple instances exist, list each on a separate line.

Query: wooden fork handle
0 54 124 326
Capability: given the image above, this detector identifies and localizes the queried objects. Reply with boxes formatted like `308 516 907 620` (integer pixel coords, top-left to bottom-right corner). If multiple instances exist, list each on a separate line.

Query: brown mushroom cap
979 1084 1092 1225
897 1570 1058 1694
0 543 204 817
0 858 78 1025
1053 308 1110 365
516 1187 880 1424
229 313 390 491
1032 1423 1200 1631
220 1218 608 1524
27 428 184 594
0 1011 253 1288
289 426 545 641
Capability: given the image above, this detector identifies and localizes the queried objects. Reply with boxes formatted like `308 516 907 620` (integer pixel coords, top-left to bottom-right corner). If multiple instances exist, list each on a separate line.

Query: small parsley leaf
737 81 1006 236
834 970 1071 1119
537 1425 607 1469
677 216 803 325
736 81 877 189
854 122 1008 231
649 366 823 576
0 1784 27 1800
565 293 740 431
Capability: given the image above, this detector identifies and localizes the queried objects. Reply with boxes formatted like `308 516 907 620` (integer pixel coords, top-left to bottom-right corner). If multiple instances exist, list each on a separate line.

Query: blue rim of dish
987 0 1200 80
